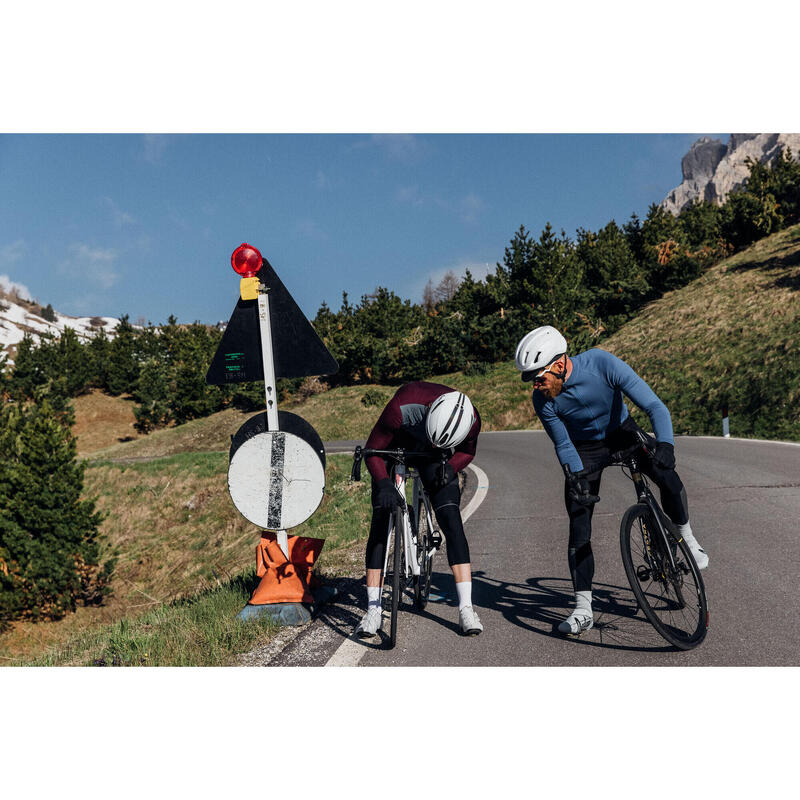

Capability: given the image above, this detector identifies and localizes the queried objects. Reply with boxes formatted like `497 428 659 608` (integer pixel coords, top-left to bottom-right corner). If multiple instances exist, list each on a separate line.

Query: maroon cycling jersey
364 381 481 482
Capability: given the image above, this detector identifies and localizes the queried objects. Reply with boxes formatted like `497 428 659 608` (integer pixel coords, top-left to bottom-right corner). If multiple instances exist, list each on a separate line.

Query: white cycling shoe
459 606 483 635
675 525 709 570
558 611 594 635
683 536 709 570
355 606 383 638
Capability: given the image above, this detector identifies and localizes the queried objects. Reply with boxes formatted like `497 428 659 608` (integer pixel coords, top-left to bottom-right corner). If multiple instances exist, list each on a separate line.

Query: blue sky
0 133 725 325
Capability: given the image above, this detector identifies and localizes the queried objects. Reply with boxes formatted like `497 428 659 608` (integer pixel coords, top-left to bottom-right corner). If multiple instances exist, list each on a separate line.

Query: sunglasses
532 361 563 385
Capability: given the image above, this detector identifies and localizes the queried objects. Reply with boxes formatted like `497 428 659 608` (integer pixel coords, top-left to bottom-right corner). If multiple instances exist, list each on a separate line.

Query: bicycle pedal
431 532 442 549
636 564 651 582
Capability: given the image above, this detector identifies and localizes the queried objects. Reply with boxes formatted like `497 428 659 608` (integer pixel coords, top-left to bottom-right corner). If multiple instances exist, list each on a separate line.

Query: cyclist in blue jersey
515 325 708 635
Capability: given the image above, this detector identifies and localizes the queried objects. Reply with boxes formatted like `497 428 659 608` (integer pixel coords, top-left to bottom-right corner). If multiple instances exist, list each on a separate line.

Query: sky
0 133 727 326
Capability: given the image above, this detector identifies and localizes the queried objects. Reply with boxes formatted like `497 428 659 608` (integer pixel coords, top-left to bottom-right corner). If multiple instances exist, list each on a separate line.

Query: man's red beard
537 377 565 399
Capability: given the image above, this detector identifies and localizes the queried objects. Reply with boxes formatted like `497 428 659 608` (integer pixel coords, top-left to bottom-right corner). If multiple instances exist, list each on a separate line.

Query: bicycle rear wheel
413 497 434 610
620 503 708 650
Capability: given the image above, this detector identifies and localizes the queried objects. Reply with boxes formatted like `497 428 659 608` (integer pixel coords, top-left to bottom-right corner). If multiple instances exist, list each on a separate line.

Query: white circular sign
228 430 325 530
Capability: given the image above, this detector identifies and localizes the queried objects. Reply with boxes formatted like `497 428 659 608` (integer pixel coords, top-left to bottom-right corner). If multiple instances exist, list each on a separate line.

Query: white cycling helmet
515 325 567 382
425 391 475 449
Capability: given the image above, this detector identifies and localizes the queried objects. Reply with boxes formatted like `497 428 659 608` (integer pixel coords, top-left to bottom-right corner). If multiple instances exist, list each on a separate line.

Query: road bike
586 432 709 650
351 446 444 649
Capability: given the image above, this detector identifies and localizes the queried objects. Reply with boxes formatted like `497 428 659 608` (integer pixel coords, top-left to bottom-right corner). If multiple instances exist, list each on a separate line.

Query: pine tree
86 327 111 389
505 222 586 336
0 393 113 626
106 315 139 395
57 327 92 396
132 356 173 433
8 334 52 398
576 221 649 331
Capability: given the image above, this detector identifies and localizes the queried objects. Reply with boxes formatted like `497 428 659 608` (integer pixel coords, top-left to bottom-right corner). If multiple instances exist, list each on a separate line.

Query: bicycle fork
630 462 681 582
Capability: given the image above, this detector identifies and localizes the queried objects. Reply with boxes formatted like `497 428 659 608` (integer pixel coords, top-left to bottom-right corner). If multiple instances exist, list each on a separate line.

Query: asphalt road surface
258 431 800 667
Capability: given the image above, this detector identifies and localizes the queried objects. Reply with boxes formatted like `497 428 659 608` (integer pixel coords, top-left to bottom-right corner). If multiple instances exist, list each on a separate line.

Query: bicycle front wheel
388 507 404 649
620 503 708 650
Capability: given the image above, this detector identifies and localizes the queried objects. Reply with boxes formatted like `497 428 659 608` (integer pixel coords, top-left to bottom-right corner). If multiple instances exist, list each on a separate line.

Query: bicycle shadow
309 577 389 651
460 570 676 653
312 567 678 654
310 576 442 652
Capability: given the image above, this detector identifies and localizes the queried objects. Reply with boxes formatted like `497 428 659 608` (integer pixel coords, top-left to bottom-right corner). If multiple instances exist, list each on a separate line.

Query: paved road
263 432 800 667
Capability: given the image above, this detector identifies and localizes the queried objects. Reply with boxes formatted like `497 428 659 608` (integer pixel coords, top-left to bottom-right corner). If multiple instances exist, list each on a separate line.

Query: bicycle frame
411 471 440 564
383 463 421 580
382 463 441 581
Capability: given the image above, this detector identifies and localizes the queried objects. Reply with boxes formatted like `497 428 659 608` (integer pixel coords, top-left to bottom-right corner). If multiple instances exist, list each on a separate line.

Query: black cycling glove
564 468 600 507
375 478 403 509
653 442 676 470
435 463 456 490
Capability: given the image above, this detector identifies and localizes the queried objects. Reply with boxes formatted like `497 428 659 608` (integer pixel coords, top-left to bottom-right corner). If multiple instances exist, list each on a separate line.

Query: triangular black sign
206 256 338 385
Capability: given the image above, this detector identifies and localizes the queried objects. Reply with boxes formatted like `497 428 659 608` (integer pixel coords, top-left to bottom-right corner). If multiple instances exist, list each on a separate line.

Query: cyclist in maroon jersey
355 381 484 638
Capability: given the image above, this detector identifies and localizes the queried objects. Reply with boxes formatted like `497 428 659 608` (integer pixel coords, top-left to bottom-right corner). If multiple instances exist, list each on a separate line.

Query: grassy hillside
282 222 800 442
602 224 800 439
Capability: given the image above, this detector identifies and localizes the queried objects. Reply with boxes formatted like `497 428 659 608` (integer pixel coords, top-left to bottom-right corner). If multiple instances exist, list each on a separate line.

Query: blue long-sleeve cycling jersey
532 348 673 473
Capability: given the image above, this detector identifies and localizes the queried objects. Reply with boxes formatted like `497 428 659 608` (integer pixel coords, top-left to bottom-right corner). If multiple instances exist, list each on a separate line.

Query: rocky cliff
662 133 800 215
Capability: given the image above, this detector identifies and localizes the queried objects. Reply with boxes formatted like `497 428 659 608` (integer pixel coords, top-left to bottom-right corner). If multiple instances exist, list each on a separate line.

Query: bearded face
533 358 567 399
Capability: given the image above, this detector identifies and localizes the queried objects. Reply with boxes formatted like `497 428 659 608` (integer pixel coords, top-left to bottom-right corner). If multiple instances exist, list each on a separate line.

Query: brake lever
351 446 363 482
635 430 657 457
438 451 450 486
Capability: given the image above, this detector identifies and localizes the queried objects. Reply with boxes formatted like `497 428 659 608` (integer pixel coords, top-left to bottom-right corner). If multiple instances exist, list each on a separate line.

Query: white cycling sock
677 522 701 547
574 590 593 617
367 585 381 610
455 581 473 610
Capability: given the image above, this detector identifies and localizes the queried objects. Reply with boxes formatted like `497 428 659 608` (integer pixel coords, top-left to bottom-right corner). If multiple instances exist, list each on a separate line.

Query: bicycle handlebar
578 430 657 477
350 445 448 483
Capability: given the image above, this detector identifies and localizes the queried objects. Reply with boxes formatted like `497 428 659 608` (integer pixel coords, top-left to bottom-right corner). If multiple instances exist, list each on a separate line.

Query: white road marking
691 435 800 447
461 463 489 521
324 462 490 667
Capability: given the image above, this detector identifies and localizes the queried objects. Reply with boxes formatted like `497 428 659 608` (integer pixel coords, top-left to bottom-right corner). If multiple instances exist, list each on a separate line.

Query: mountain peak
663 133 800 214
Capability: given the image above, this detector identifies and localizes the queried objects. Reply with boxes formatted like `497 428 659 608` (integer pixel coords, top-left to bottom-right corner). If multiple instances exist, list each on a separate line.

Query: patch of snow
0 292 121 367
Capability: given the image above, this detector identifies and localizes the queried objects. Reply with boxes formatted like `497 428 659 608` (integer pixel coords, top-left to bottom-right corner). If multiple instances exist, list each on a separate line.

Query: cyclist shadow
466 571 675 652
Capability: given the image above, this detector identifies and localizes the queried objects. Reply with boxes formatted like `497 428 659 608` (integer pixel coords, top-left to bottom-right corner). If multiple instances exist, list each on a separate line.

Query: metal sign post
211 242 339 623
257 288 279 432
256 284 289 558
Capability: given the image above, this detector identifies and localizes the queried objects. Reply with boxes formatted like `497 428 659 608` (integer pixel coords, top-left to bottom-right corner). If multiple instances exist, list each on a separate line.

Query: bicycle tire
620 503 708 650
389 506 403 649
413 496 434 610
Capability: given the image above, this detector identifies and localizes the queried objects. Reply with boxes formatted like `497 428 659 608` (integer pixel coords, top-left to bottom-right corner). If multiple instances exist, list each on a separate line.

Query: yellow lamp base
240 276 260 301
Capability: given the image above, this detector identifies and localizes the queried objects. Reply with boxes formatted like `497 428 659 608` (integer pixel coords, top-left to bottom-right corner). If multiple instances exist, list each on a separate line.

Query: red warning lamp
231 243 263 278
